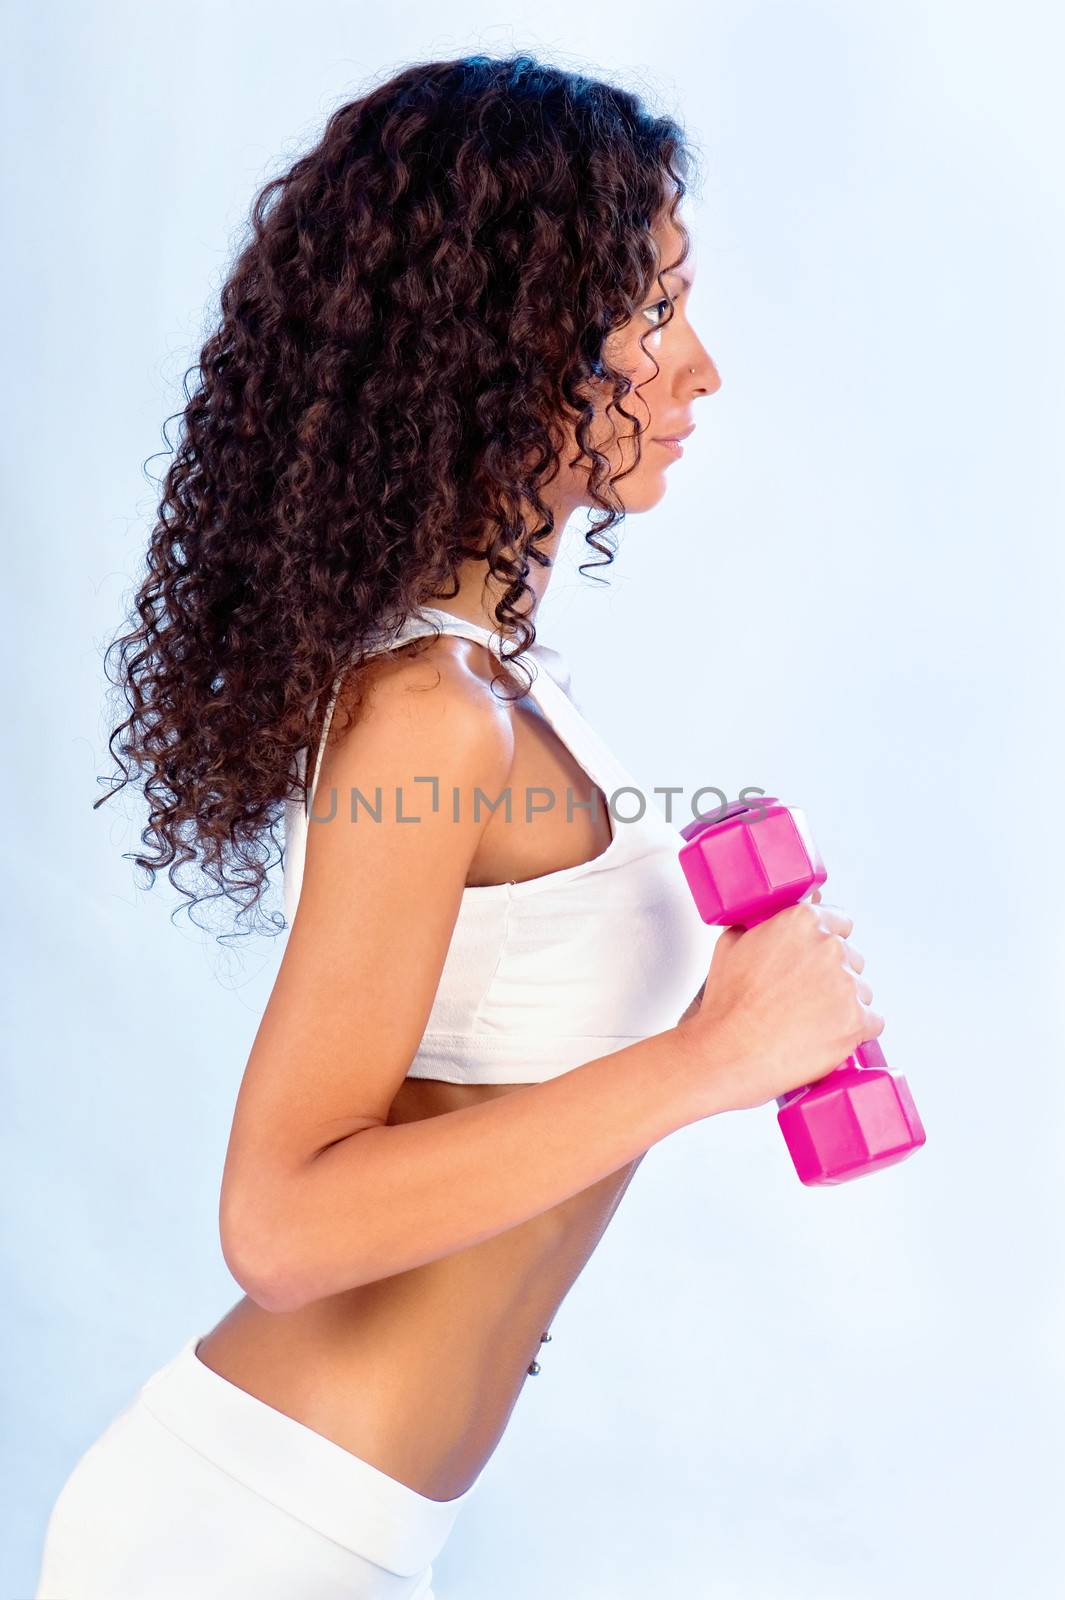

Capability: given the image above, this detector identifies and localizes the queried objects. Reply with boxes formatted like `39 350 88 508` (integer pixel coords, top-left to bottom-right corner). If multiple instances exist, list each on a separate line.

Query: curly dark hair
96 51 697 936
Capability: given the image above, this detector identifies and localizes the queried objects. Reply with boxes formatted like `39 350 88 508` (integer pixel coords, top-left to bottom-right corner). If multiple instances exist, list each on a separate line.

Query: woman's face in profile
571 211 721 513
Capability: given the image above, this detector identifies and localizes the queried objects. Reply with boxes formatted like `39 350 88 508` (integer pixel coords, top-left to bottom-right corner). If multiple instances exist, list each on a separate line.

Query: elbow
220 1225 304 1315
219 1186 310 1315
219 1150 380 1313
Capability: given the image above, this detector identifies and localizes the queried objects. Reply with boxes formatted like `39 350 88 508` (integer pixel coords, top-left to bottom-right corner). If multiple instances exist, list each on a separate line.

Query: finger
840 939 864 974
815 905 854 939
859 1005 886 1039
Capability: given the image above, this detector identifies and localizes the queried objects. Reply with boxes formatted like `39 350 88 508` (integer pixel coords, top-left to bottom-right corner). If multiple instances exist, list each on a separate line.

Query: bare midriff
195 1104 644 1502
194 631 649 1503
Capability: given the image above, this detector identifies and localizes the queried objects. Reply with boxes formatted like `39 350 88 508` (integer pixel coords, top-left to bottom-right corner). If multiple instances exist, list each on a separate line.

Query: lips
651 423 696 443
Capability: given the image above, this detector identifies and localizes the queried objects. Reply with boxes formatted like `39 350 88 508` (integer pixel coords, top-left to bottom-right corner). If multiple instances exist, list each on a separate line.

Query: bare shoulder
314 629 518 810
354 626 526 704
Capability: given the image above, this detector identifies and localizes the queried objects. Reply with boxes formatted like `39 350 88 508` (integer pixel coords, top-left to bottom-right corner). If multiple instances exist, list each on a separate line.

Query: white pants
34 1332 485 1598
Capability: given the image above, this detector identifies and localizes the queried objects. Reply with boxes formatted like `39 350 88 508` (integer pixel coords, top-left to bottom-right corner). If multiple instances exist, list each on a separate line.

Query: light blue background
4 3 1063 1596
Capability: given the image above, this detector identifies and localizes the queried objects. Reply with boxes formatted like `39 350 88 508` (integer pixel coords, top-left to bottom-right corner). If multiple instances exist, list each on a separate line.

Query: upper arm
219 645 515 1270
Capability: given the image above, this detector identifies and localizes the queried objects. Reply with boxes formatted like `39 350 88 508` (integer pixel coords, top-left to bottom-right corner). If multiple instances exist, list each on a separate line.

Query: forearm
249 1023 732 1312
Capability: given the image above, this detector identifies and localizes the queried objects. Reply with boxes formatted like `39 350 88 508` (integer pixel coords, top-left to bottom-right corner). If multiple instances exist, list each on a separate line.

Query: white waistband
138 1333 484 1578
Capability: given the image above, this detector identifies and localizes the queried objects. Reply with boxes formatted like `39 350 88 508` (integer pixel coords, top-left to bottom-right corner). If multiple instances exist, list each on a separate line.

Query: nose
690 348 722 396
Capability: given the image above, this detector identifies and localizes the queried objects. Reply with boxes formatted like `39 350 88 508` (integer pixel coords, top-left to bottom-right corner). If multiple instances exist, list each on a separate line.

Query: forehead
651 212 695 282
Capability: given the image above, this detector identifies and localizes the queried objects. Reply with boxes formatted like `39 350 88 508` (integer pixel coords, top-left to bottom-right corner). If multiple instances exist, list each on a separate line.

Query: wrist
670 1014 744 1122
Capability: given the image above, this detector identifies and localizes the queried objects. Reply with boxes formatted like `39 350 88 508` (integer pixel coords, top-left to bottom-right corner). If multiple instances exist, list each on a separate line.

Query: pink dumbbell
678 796 926 1186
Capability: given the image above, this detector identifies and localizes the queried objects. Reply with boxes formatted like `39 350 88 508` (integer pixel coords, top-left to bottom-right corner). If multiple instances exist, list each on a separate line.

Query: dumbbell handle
677 797 926 1185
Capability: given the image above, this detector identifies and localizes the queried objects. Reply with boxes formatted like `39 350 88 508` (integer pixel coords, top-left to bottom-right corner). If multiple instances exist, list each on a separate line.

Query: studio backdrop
3 4 1063 1598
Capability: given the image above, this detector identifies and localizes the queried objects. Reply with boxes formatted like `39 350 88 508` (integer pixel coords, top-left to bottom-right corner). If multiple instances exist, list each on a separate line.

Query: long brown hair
96 52 695 935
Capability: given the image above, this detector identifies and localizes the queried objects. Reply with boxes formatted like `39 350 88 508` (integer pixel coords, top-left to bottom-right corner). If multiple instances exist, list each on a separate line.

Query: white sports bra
282 606 721 1084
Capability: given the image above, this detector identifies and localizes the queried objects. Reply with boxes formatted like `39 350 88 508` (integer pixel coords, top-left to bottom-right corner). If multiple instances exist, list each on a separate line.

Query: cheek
592 347 662 443
603 325 661 383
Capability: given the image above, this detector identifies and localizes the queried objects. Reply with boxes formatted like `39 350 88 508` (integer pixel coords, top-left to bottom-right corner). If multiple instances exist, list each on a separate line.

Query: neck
422 501 577 636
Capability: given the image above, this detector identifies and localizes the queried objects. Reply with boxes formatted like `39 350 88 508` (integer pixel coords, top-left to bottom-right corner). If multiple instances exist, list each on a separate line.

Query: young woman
36 53 880 1600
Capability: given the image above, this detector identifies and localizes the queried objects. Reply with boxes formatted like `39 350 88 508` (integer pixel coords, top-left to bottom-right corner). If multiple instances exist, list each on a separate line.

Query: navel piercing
527 1329 552 1376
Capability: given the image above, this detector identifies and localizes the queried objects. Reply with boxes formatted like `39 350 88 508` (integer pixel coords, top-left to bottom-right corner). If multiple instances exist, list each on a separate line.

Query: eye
642 296 674 328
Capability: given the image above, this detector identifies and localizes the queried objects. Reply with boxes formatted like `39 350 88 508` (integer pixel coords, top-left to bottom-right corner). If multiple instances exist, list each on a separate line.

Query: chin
573 454 672 516
616 469 671 515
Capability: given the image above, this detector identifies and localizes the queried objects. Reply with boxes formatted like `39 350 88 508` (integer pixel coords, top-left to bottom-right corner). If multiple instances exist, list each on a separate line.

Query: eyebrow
660 267 695 291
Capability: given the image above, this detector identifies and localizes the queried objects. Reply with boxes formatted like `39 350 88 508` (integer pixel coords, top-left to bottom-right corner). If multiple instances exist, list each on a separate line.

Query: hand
675 887 885 1117
676 890 822 1025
